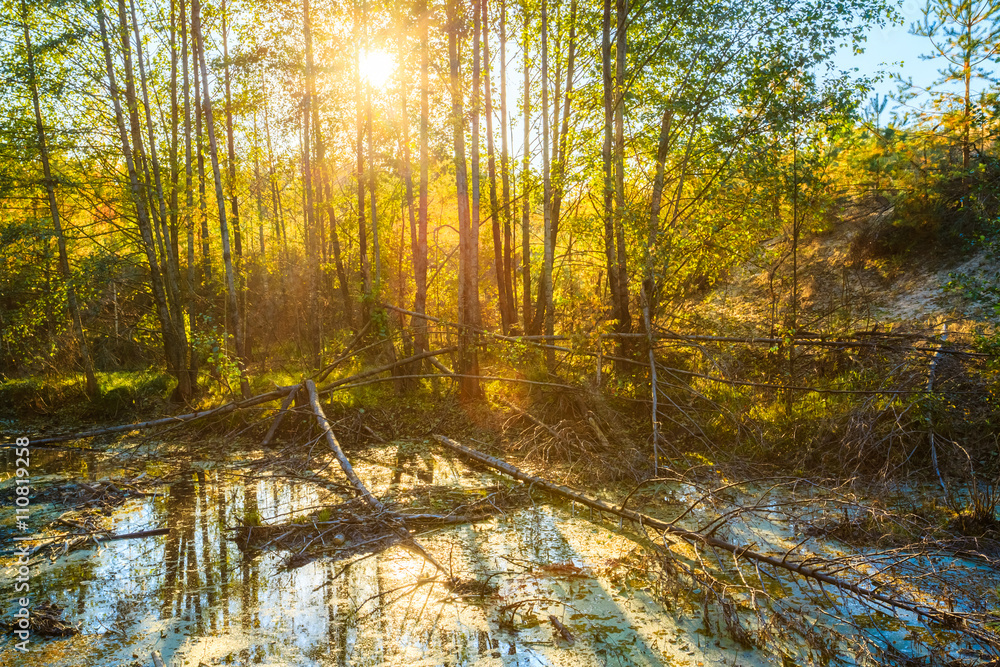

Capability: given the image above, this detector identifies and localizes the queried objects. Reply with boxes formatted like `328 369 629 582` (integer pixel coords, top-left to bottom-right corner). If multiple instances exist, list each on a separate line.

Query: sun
359 49 395 89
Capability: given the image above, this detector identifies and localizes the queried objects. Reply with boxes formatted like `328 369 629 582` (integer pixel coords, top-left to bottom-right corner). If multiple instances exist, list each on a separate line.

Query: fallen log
33 527 169 546
25 386 297 446
548 614 575 643
100 527 170 542
21 348 458 447
316 347 458 395
260 384 302 447
305 380 453 581
431 434 996 639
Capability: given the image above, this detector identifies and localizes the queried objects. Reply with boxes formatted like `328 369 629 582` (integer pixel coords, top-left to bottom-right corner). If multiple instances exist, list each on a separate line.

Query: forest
3 0 1000 664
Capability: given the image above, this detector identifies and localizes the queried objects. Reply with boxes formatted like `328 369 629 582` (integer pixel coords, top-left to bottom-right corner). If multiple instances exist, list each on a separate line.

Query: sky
831 0 981 122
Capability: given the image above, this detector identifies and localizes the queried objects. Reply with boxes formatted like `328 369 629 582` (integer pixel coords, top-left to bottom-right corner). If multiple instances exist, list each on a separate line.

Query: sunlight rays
359 49 395 88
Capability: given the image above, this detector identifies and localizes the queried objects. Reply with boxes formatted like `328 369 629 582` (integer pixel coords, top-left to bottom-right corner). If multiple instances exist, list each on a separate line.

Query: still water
1 442 996 666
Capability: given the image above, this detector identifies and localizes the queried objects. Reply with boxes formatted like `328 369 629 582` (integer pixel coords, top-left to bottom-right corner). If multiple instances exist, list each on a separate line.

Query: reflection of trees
160 477 192 618
197 471 216 631
240 481 260 631
218 473 230 629
183 477 203 629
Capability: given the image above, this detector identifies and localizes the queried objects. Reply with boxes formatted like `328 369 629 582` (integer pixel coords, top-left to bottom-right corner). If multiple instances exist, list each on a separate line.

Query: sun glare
359 49 395 89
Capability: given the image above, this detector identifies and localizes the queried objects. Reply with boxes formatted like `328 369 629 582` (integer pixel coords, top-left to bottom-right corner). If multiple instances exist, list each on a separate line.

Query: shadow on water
2 442 995 665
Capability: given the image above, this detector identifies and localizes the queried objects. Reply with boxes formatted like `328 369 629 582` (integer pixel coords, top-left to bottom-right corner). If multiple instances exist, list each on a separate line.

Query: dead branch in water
431 434 1000 646
305 380 453 582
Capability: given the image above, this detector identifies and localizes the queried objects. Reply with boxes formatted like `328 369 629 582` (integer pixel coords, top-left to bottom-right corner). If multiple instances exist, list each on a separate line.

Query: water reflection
3 443 989 666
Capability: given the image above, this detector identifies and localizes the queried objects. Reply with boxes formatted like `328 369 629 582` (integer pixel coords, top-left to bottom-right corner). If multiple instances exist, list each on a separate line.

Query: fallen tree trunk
431 434 994 638
26 527 170 553
22 347 458 447
260 384 302 447
316 346 457 395
29 386 297 446
305 380 452 581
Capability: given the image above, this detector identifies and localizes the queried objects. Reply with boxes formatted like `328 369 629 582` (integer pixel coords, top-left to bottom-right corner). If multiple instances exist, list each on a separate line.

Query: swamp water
1 442 997 666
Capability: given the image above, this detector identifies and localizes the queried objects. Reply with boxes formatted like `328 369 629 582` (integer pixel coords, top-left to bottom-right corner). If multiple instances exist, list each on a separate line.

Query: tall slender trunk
549 0 576 258
644 107 672 473
398 27 420 336
613 0 631 338
117 0 180 379
323 182 352 327
963 53 971 172
222 0 242 259
302 0 322 364
483 0 509 333
354 20 371 315
601 0 620 346
499 0 515 330
414 2 430 354
192 0 251 397
448 0 481 400
169 0 180 271
181 0 198 380
471 0 482 329
193 26 210 284
538 0 553 362
253 108 264 256
129 0 192 397
262 93 286 252
22 1 99 398
520 3 532 329
306 14 352 328
367 83 380 286
98 1 180 394
648 108 673 242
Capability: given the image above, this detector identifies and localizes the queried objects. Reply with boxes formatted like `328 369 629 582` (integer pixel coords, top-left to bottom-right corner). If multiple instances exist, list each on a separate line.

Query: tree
192 0 250 396
20 0 99 398
907 0 1000 171
448 0 482 400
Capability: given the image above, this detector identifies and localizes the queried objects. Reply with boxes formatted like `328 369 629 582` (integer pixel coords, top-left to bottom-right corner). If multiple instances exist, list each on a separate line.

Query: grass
0 369 173 421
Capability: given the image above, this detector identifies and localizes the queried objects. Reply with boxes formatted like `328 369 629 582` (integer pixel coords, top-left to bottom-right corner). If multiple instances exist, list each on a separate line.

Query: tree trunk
643 106 672 474
192 0 251 397
129 0 192 398
262 94 286 252
448 0 482 401
222 0 242 260
180 0 199 381
549 0 577 269
414 2 430 356
520 3 532 330
168 0 180 273
483 0 509 333
366 83 380 286
613 0 631 340
117 0 181 380
193 26 210 285
398 26 420 344
22 2 99 398
253 109 264 256
354 18 372 315
303 0 324 364
537 0 553 365
471 0 482 328
98 1 181 395
498 0 515 331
